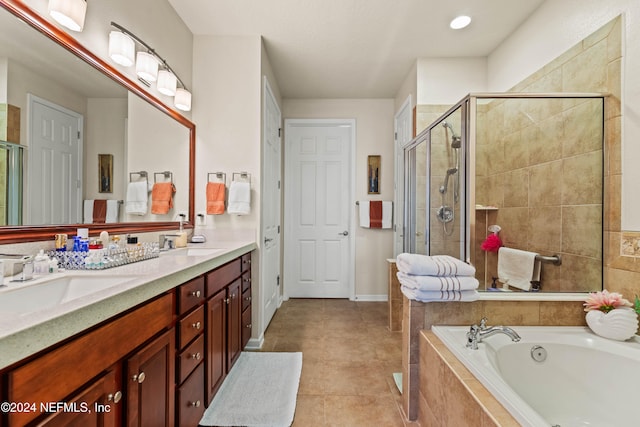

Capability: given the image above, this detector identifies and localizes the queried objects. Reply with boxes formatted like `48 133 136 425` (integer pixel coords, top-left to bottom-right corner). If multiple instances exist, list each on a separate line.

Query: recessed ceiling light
450 15 471 30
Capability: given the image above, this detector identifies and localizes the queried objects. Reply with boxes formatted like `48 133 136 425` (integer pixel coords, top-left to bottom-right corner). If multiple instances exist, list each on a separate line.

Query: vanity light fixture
48 0 87 32
108 22 192 112
450 15 471 30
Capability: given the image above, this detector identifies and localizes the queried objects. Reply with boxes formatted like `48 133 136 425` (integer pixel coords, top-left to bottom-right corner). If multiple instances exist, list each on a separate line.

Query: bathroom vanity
0 241 255 427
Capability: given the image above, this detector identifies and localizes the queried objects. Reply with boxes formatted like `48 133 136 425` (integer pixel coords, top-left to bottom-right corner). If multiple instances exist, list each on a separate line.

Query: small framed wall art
98 154 113 193
368 155 380 194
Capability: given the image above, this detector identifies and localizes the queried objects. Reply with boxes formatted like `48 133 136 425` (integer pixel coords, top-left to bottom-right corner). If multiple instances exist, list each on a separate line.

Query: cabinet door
126 329 175 427
35 365 122 427
227 279 242 369
206 290 227 403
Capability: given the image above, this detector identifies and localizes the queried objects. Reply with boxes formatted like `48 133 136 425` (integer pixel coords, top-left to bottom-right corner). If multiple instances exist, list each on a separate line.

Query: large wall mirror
0 0 195 243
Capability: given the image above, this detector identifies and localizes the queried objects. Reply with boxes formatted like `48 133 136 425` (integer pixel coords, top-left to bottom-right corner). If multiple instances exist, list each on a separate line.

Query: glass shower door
0 142 23 225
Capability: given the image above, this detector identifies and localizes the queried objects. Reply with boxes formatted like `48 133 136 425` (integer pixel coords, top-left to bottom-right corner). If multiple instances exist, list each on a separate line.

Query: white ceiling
168 0 545 99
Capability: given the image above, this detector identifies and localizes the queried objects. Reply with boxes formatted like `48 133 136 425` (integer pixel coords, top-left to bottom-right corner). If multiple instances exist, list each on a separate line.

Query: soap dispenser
34 249 50 274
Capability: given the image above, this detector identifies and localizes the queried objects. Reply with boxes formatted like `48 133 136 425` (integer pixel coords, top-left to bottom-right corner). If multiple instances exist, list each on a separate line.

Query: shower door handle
338 231 349 236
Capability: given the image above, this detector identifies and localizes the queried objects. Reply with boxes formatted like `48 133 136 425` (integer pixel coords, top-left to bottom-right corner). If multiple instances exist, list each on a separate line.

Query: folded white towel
397 272 479 291
227 181 251 215
106 200 119 223
498 247 541 291
401 286 479 302
396 253 476 277
83 200 93 224
359 201 371 228
382 201 392 229
126 181 149 215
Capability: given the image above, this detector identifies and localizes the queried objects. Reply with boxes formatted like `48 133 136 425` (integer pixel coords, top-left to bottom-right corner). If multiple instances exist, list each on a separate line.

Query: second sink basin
0 274 138 315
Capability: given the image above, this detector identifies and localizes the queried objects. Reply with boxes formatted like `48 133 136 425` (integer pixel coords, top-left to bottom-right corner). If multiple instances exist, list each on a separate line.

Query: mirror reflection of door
28 95 83 225
99 154 113 193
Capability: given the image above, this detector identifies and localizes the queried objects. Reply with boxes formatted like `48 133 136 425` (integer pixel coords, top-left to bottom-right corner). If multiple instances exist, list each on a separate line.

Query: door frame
394 95 412 256
259 75 282 341
283 118 356 300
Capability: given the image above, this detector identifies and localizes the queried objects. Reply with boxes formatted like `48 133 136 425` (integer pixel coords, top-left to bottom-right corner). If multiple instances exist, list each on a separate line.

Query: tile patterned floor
260 299 419 427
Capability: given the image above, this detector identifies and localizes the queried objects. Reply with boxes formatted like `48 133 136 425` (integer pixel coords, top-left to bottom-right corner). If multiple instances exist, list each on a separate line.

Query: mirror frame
0 0 195 244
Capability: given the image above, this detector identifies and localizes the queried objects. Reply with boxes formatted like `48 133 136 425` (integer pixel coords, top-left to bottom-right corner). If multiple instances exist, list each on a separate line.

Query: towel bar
232 172 251 184
535 254 562 266
207 172 226 183
129 171 148 182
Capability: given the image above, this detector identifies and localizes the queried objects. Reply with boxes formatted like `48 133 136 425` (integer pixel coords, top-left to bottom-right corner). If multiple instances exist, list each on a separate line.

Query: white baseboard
244 336 264 350
353 294 388 302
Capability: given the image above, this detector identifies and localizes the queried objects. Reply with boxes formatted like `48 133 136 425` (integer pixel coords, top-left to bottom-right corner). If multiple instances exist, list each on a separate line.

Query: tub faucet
466 318 521 350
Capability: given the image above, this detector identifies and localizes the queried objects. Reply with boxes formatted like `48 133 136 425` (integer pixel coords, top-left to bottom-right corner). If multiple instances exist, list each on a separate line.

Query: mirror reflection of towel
207 182 226 215
151 182 176 215
227 181 250 215
126 181 149 215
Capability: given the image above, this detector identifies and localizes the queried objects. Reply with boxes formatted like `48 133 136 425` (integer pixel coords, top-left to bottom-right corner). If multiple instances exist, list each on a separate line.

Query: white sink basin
0 275 138 314
160 247 225 257
185 248 225 257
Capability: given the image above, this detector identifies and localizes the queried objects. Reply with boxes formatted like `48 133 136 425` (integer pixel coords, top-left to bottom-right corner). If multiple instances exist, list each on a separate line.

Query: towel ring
232 172 251 184
154 171 173 183
129 171 148 182
207 172 226 184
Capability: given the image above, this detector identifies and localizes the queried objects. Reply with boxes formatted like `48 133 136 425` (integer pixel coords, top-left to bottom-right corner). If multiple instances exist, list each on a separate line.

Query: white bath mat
199 351 302 427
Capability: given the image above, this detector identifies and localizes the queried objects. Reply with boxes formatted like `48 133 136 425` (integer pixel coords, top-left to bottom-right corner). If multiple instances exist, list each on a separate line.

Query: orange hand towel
206 182 226 215
151 182 176 215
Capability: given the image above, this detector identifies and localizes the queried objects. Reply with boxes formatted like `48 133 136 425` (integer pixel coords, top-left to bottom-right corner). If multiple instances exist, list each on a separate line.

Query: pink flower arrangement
583 290 633 313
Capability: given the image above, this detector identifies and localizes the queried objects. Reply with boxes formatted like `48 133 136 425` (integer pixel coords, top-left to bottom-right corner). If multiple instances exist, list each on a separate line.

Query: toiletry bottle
34 250 50 274
48 257 59 274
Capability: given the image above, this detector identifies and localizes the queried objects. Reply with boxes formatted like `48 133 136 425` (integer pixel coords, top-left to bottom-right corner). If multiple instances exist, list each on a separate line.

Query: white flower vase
585 308 639 341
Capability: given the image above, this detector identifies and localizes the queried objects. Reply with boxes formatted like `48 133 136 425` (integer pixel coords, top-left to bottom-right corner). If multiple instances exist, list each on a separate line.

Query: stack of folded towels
396 253 479 302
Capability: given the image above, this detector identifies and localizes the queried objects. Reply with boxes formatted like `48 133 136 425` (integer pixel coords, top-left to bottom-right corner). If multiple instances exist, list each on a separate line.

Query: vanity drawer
178 305 204 349
178 276 205 315
177 363 205 427
206 258 241 297
241 252 251 273
178 334 204 384
241 271 251 293
242 288 252 312
242 307 252 349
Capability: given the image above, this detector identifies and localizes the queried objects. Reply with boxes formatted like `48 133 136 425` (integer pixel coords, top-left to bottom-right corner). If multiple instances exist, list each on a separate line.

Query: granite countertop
0 238 257 370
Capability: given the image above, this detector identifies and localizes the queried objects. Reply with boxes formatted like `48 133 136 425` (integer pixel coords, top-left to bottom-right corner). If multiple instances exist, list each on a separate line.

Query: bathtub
431 325 640 427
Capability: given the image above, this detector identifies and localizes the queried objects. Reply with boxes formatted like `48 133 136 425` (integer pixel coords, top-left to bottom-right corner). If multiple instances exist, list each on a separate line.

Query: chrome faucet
466 317 521 350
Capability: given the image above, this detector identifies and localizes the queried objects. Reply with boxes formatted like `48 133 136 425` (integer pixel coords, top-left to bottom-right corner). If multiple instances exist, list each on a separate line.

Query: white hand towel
396 253 476 277
401 286 479 302
397 272 479 291
83 200 93 224
382 201 393 229
126 181 149 215
106 200 120 223
227 181 251 215
497 247 541 291
358 201 370 228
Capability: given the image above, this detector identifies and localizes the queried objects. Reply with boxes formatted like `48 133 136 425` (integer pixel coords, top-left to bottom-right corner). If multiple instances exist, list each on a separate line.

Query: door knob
338 231 349 236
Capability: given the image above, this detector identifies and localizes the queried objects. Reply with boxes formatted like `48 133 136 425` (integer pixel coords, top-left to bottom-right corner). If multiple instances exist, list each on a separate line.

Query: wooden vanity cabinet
3 293 174 427
175 276 206 426
35 364 122 427
125 329 175 427
205 254 250 403
240 253 252 349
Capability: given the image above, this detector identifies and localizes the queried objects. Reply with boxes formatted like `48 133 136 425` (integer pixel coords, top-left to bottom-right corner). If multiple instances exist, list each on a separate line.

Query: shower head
446 167 458 176
439 167 459 194
442 122 461 148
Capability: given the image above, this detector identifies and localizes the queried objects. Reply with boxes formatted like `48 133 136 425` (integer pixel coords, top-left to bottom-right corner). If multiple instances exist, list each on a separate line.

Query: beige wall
282 98 395 299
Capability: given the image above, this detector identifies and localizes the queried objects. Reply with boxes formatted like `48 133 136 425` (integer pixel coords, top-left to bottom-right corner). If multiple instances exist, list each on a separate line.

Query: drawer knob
132 372 146 384
245 323 252 328
244 296 252 301
190 352 202 361
192 321 202 330
244 278 251 283
189 400 201 408
107 391 122 404
189 290 201 298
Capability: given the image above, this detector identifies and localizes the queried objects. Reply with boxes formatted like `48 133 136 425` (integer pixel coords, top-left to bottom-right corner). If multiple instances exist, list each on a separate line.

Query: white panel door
284 120 353 298
394 96 412 256
261 77 282 331
28 95 83 225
